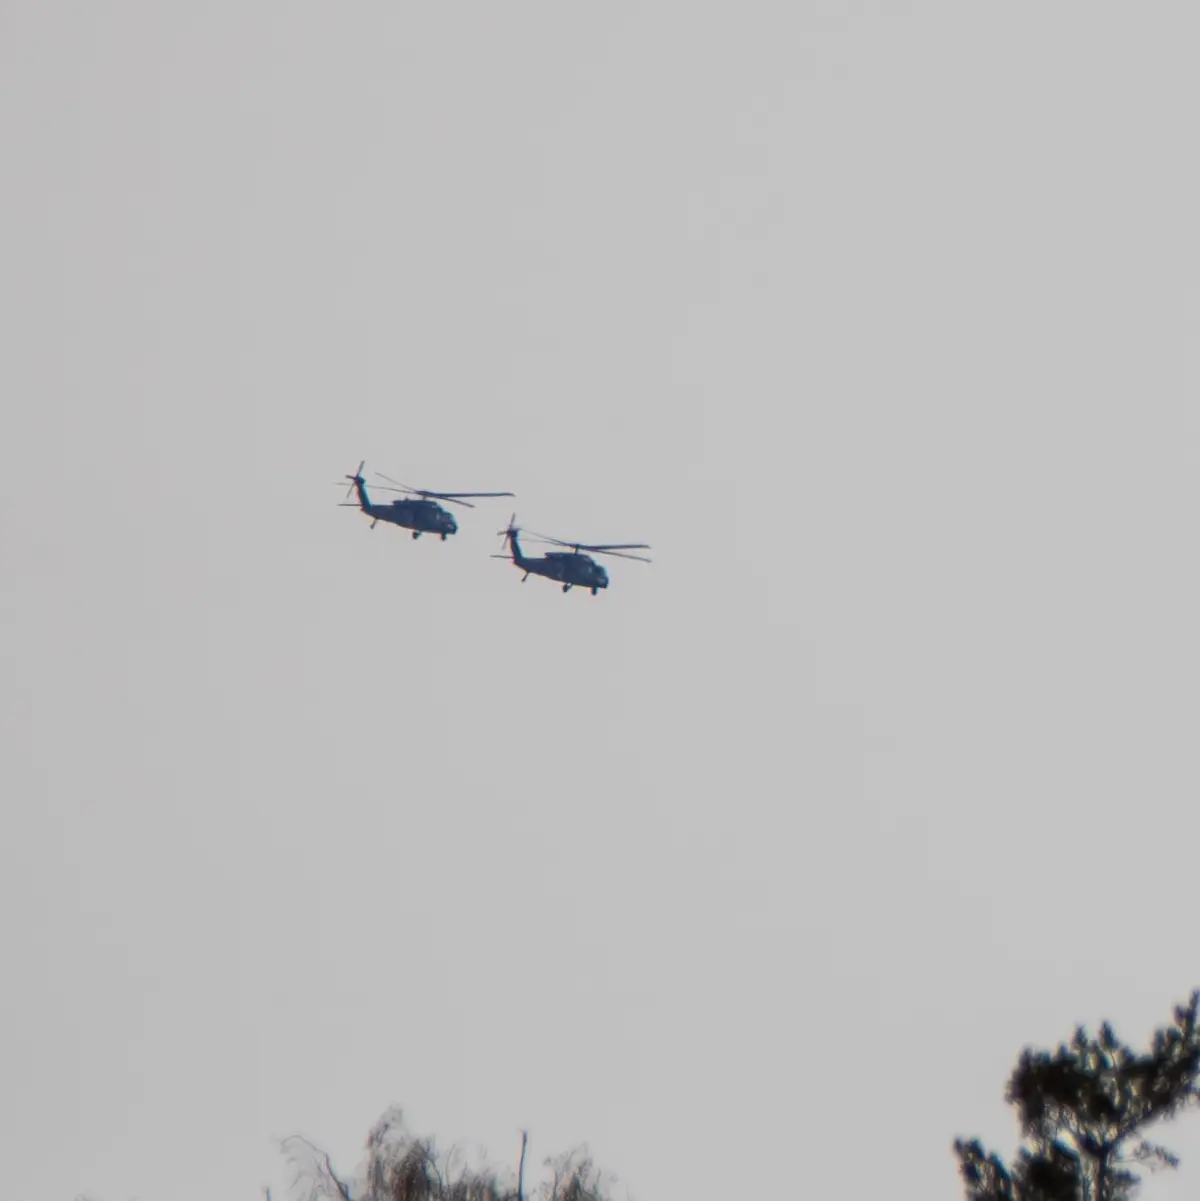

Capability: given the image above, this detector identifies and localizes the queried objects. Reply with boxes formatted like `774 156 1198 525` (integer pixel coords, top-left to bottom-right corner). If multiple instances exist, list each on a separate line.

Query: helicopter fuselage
505 533 609 594
352 480 457 538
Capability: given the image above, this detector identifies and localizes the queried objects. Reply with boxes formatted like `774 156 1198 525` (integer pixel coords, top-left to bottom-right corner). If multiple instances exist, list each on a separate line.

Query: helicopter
339 461 514 540
492 514 651 594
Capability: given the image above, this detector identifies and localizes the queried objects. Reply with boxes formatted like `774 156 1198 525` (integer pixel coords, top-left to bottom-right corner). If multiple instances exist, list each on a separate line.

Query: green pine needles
955 990 1200 1201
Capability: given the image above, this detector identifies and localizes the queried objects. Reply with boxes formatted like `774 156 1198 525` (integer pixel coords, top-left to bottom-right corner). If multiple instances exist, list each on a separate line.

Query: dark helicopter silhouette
339 461 514 540
493 514 650 594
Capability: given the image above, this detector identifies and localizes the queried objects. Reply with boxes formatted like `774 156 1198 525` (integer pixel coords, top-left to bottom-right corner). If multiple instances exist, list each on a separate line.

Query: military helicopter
339 461 514 540
492 514 651 594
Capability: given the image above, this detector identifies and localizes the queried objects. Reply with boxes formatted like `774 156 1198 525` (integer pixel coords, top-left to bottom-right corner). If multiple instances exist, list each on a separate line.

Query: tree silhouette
955 990 1200 1201
281 1107 620 1201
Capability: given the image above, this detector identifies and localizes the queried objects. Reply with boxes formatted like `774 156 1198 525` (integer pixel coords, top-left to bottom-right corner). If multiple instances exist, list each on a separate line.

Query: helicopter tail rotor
494 514 519 558
343 460 366 500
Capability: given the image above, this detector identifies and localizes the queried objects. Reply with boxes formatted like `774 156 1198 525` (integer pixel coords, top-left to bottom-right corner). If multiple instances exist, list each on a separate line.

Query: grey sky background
3 4 1199 1200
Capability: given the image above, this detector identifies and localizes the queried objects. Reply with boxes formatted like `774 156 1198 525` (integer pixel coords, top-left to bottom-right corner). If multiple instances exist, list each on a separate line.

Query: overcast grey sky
4 4 1200 1200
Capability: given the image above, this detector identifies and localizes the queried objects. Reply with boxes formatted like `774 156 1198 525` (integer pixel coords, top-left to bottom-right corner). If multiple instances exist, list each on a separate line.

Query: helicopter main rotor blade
424 491 516 499
414 491 516 510
374 472 415 492
522 531 650 554
428 495 476 509
522 530 572 547
592 548 652 562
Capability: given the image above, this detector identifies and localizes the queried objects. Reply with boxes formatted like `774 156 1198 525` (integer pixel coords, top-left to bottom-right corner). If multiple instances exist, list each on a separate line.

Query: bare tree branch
517 1132 528 1201
278 1112 620 1201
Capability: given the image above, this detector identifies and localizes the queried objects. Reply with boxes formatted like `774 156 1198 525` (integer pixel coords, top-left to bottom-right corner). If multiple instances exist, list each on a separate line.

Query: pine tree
955 990 1200 1201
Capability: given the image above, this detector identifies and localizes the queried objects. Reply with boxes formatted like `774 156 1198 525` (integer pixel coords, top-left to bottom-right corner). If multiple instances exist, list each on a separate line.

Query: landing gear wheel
440 533 447 541
591 587 598 595
411 531 420 540
562 584 570 593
